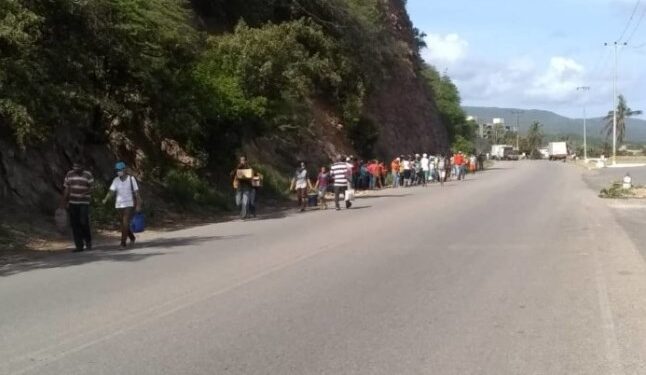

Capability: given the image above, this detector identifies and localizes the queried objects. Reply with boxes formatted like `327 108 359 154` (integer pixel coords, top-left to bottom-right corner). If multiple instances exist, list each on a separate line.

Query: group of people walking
60 161 142 252
232 155 355 217
59 150 485 251
390 152 485 188
232 151 487 218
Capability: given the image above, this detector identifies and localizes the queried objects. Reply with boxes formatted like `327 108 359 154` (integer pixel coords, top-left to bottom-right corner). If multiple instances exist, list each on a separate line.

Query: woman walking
291 161 312 212
314 166 330 209
102 162 143 248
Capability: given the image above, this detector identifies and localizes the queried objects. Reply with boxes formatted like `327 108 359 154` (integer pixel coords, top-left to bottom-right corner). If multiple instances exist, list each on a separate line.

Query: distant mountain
463 106 646 143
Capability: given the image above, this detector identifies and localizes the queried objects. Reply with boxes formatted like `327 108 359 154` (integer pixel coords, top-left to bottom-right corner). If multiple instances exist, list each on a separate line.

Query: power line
626 5 646 43
588 47 612 78
618 0 642 42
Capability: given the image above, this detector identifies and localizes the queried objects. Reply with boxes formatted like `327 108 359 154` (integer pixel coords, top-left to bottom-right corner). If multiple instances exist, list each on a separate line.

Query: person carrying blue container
102 161 143 248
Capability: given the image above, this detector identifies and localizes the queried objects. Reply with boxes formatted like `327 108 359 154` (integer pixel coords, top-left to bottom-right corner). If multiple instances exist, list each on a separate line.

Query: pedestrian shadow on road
117 235 247 251
356 193 412 200
0 251 165 277
0 235 237 277
348 205 372 210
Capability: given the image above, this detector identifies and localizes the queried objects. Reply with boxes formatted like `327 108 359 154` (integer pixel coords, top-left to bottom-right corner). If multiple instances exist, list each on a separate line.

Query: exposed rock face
366 0 449 158
0 129 115 214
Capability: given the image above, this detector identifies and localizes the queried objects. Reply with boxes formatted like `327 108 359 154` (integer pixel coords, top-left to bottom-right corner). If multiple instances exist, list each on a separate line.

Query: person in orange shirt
455 152 466 180
379 161 386 188
390 157 401 188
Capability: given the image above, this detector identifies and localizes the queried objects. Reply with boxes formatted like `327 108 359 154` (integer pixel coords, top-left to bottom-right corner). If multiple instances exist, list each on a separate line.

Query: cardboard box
236 169 253 180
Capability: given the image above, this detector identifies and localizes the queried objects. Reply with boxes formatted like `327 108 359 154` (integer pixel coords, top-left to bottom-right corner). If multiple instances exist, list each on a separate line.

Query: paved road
583 164 646 192
2 161 646 375
583 164 646 263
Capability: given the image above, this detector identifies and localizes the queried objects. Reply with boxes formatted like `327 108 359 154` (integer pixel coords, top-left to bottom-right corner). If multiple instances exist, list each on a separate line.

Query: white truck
491 145 513 160
548 142 568 161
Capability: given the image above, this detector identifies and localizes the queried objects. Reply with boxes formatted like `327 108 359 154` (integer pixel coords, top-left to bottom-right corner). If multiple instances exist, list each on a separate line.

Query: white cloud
418 33 631 116
526 57 585 102
422 33 468 67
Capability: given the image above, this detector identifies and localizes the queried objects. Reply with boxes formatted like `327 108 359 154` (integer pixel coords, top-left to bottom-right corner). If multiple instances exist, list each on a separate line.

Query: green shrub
253 163 290 198
163 169 228 209
599 182 634 199
91 182 116 227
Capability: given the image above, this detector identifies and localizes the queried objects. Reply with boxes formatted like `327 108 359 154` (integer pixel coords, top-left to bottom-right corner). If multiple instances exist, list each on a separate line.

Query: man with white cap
102 161 143 248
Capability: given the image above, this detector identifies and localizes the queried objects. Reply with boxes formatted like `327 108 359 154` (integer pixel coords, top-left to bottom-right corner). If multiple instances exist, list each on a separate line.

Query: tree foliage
0 0 202 146
0 0 426 172
526 121 544 151
421 65 475 151
603 95 643 144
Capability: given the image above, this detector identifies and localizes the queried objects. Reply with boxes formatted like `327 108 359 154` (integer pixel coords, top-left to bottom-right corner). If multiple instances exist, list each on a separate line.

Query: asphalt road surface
3 161 646 375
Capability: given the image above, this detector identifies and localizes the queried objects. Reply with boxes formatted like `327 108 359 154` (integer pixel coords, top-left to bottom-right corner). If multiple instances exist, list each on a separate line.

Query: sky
407 0 646 119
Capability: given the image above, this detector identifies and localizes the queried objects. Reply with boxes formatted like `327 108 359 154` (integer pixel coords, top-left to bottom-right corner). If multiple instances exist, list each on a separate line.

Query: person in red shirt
367 160 378 190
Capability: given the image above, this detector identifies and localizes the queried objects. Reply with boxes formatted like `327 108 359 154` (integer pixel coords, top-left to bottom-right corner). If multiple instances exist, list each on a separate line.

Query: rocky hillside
0 0 449 220
366 0 448 156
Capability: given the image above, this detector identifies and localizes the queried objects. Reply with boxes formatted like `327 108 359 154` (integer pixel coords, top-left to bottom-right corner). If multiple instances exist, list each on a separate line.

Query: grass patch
599 182 638 199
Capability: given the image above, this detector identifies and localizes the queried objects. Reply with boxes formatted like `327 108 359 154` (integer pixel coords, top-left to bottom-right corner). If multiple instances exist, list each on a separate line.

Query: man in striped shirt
60 162 94 252
330 155 352 210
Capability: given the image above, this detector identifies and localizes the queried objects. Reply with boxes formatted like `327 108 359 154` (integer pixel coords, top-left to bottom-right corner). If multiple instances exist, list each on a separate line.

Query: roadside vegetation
0 1 464 199
422 66 477 153
599 182 646 199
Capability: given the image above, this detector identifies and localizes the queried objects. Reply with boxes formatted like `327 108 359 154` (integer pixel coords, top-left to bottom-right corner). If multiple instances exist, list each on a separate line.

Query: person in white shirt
402 156 412 187
429 156 437 182
102 161 143 248
421 153 430 186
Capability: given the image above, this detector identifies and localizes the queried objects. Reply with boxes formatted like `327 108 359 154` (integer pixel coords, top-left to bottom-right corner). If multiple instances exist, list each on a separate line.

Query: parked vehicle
491 145 514 160
548 142 568 161
539 148 549 159
504 148 520 161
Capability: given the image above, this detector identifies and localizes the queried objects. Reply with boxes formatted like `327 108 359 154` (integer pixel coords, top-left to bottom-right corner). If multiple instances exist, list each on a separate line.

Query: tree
421 65 469 143
526 121 543 150
526 121 544 159
492 123 507 144
0 0 202 147
603 95 643 144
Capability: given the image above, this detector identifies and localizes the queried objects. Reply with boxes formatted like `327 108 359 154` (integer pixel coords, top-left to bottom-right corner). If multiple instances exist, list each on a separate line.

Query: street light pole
576 86 590 162
605 41 627 165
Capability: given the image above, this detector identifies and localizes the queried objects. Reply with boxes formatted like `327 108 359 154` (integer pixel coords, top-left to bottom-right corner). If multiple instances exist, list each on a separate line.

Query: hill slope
0 0 448 217
464 106 646 142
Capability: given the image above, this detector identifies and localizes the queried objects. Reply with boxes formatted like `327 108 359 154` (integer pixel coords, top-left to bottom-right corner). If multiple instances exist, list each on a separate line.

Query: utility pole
576 86 591 162
605 41 627 165
510 110 524 151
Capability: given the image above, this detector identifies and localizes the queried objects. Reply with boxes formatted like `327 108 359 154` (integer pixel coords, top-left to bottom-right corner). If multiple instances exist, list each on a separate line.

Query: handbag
345 188 355 202
130 212 146 233
129 176 145 233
